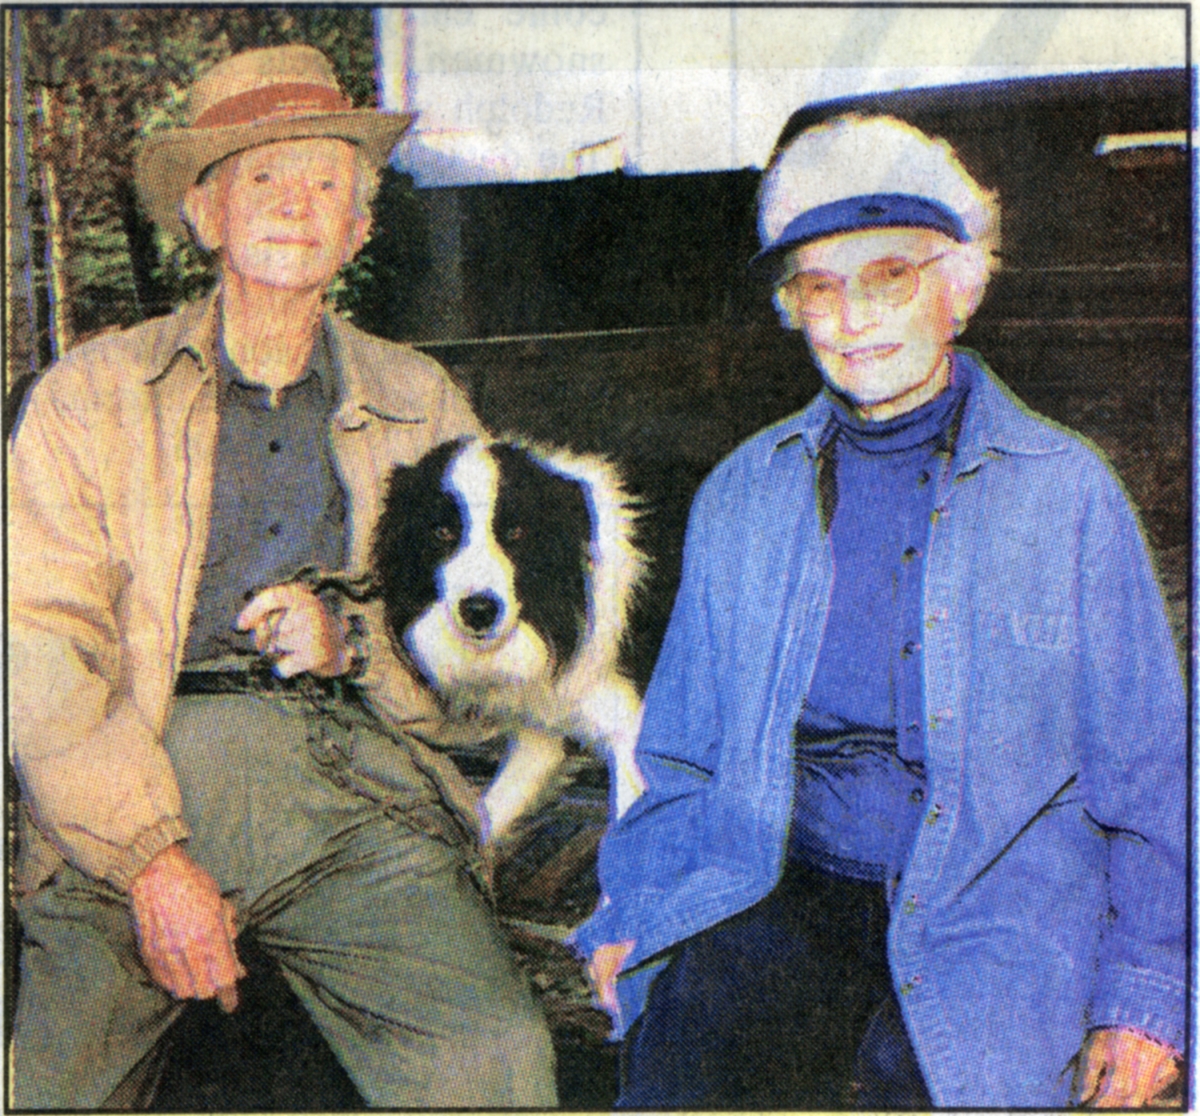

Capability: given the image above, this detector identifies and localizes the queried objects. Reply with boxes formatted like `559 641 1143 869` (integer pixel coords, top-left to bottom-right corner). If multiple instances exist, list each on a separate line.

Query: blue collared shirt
572 351 1186 1108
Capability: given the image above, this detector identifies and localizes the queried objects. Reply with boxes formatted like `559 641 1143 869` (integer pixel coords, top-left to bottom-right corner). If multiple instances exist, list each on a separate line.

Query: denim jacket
572 352 1185 1107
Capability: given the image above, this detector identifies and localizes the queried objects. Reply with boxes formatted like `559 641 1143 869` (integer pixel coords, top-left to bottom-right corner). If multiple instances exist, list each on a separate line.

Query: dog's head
372 437 594 690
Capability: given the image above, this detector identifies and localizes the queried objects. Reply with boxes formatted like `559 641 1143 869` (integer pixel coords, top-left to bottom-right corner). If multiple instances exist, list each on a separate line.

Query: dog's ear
371 440 468 641
491 444 592 668
373 441 466 561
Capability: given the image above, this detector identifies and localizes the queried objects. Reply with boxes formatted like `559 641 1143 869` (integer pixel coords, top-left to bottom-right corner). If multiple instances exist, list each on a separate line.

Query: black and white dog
362 436 648 841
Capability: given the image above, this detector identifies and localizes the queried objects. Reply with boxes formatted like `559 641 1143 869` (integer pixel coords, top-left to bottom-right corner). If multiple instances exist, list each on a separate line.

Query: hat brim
135 109 413 240
749 193 968 283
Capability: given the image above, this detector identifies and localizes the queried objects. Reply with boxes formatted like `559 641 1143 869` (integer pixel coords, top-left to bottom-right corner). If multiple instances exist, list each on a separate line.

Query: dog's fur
363 436 648 840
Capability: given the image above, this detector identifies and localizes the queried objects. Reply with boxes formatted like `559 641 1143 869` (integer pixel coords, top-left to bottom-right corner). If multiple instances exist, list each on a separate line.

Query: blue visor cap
751 193 969 282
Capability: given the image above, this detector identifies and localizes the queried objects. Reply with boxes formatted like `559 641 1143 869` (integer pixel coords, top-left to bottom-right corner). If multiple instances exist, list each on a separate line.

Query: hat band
774 194 968 254
193 82 352 129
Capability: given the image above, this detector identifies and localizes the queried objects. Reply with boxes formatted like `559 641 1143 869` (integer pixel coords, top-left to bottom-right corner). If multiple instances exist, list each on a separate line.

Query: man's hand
588 939 636 1016
237 583 350 678
1074 1027 1183 1108
128 844 245 1012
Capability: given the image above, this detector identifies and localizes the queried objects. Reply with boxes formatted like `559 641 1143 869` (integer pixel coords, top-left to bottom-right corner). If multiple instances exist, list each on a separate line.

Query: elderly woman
573 114 1185 1109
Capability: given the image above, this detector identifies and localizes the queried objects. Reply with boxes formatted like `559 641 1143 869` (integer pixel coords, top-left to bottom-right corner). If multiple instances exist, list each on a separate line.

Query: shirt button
925 805 942 826
902 896 918 915
910 787 925 804
901 640 919 658
267 522 282 537
902 546 919 562
917 470 931 487
269 439 282 453
906 721 920 734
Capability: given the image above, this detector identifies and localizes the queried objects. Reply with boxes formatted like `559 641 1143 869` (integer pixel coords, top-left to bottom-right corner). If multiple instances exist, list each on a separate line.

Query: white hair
759 114 1002 301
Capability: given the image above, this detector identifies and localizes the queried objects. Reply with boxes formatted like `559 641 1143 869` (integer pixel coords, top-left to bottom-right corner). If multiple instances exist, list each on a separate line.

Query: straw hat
135 45 413 239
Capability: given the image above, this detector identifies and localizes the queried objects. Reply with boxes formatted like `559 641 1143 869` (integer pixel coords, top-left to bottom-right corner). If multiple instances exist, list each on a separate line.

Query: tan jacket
9 291 486 892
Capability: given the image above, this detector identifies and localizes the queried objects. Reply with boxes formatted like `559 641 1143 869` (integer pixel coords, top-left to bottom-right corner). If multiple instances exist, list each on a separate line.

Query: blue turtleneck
788 360 971 883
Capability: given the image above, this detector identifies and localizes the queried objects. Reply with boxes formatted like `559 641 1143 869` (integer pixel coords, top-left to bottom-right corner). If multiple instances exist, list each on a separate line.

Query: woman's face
774 227 970 420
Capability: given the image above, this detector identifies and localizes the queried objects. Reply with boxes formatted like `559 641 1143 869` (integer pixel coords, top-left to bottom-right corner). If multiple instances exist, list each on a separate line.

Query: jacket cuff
106 816 192 893
1090 963 1186 1053
567 895 622 960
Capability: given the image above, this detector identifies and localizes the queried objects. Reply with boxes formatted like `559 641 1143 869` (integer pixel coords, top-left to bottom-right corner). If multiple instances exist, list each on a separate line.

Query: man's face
774 228 966 417
196 138 369 293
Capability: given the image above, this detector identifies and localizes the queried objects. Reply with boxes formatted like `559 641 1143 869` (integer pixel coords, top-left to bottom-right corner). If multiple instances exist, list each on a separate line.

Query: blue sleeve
571 469 728 959
1077 464 1186 1051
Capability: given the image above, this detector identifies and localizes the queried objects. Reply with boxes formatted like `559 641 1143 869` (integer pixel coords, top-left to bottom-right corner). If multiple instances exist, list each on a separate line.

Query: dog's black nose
459 593 501 633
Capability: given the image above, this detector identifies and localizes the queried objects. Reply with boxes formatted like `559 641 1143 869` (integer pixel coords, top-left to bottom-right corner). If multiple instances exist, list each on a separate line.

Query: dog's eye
434 525 457 542
504 525 526 542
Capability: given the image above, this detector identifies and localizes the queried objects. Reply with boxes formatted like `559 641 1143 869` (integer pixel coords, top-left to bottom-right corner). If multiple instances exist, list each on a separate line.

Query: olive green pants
12 686 556 1109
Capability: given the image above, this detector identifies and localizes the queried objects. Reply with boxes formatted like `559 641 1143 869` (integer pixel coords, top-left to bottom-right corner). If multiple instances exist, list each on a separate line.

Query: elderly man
9 45 555 1109
574 114 1185 1109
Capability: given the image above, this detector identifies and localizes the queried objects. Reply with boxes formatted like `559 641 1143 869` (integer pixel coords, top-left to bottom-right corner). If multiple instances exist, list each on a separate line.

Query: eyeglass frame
774 251 951 321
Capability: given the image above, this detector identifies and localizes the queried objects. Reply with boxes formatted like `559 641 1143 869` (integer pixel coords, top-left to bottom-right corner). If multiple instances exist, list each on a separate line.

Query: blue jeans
617 862 929 1109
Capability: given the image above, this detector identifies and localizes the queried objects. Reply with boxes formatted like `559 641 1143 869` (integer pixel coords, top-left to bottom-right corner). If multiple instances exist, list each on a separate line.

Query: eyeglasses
776 253 948 320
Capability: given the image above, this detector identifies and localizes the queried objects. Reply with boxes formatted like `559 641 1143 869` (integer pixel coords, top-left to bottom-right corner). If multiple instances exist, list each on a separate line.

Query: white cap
754 114 998 274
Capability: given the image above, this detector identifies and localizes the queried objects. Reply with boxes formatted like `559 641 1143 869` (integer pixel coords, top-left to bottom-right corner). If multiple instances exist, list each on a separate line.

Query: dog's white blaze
406 440 553 699
437 443 516 635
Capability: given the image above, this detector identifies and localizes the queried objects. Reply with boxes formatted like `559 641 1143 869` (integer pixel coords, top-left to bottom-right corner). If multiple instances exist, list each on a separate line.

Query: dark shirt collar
143 288 428 430
214 320 340 407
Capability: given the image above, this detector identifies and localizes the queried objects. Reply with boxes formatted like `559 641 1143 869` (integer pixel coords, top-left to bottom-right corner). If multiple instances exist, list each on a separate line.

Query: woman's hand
1073 1027 1182 1108
588 939 636 1016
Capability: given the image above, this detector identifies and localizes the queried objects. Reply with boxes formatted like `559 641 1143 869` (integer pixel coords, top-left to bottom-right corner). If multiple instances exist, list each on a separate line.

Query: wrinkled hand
588 939 636 1016
1074 1027 1182 1108
128 844 245 1012
237 583 350 678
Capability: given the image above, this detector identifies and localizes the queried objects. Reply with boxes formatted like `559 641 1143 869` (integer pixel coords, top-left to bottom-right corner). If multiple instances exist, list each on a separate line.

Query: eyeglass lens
782 256 935 319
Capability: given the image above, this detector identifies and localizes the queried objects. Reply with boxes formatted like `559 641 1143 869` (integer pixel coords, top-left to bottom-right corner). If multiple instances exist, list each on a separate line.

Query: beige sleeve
9 366 188 891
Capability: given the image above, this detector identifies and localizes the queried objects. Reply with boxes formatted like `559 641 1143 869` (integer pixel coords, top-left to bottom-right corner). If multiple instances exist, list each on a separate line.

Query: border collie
335 436 648 841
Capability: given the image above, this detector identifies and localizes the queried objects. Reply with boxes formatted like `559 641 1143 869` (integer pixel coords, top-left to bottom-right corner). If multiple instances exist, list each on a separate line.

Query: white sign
377 6 1186 186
